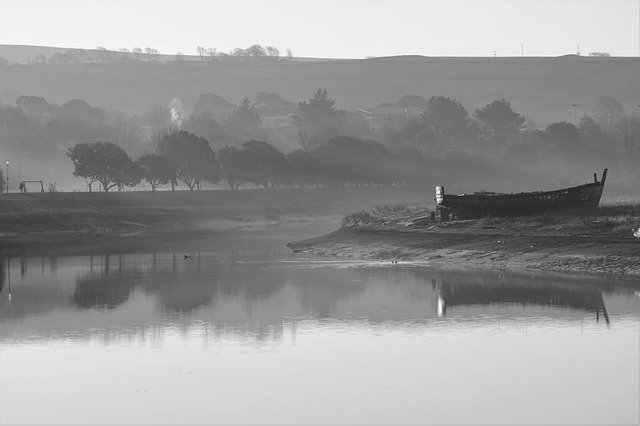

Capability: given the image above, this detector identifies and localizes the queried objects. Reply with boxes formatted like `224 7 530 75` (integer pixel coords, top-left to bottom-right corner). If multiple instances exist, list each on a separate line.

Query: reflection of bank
0 258 9 301
434 278 609 325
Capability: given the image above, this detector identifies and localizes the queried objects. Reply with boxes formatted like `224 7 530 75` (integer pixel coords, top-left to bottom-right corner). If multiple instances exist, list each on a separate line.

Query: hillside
1 44 639 126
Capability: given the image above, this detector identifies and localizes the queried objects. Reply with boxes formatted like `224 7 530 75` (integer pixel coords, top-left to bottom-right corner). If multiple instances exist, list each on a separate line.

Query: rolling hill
1 44 639 127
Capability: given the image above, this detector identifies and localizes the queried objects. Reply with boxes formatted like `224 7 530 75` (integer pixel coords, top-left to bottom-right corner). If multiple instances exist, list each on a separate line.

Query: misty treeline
66 132 478 192
1 88 639 192
0 44 293 66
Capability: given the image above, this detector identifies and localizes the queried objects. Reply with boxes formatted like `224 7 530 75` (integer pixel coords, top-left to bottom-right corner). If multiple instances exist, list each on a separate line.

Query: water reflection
434 275 610 324
1 249 637 344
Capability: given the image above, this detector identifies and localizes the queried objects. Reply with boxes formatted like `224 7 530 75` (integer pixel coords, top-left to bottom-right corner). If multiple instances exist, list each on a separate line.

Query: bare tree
207 47 217 61
196 46 207 61
118 48 130 62
266 46 280 59
131 47 143 61
145 47 160 62
108 111 142 153
95 46 108 62
68 49 87 64
231 47 247 57
286 48 293 61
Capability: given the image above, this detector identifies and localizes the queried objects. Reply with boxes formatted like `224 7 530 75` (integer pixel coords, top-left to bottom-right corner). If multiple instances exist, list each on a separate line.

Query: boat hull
436 169 607 220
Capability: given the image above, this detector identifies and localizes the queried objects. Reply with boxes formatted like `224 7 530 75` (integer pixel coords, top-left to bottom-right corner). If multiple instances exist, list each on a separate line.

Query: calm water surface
1 223 639 425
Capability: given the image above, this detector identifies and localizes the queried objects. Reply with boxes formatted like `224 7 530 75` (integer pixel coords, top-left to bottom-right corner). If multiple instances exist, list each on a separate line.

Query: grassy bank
288 201 640 276
0 187 428 242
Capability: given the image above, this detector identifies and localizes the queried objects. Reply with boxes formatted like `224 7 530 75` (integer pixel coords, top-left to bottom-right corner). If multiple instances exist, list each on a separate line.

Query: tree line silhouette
2 87 639 192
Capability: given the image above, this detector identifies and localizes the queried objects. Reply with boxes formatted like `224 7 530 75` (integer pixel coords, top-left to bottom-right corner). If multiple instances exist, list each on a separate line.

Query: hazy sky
1 0 639 58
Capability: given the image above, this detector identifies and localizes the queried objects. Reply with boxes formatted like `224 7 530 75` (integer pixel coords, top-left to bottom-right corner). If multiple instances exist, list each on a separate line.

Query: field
0 187 427 248
2 45 639 127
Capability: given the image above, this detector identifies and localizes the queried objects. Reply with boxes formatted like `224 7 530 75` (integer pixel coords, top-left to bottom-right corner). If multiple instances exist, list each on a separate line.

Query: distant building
353 106 424 128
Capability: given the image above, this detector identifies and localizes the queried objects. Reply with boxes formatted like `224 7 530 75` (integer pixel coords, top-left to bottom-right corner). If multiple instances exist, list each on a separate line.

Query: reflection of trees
0 258 5 294
71 255 136 309
146 259 218 314
297 268 367 318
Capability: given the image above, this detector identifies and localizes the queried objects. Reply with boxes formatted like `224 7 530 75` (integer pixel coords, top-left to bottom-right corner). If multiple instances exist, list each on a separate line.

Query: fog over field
1 44 639 195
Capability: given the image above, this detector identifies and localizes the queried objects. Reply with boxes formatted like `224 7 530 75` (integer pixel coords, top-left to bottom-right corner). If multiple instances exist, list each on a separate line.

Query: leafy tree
474 98 525 150
247 45 267 58
155 130 219 190
184 113 238 149
191 93 236 120
136 153 176 191
286 149 321 188
0 56 9 67
218 146 249 190
578 116 611 147
398 95 428 110
544 122 581 146
224 97 263 141
423 96 469 148
57 99 103 121
67 141 140 192
380 119 438 153
293 89 345 150
16 95 50 118
313 136 392 187
241 140 288 189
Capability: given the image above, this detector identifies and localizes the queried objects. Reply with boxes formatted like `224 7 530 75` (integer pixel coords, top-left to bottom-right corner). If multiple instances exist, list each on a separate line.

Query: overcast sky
1 0 638 58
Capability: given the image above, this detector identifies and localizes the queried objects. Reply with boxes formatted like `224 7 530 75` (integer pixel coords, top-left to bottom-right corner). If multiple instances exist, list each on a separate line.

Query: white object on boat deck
634 227 640 238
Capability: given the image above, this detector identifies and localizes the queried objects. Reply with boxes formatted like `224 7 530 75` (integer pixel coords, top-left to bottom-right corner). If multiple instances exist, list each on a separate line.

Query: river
1 222 638 424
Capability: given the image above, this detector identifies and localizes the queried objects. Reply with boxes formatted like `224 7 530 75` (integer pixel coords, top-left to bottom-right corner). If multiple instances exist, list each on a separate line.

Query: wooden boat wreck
435 169 607 220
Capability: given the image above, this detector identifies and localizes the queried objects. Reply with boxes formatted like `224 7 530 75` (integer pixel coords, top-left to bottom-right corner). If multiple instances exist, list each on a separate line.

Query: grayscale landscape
0 1 639 425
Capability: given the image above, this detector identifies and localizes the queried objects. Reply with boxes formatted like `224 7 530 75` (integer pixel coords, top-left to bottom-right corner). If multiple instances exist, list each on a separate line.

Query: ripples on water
0 227 638 424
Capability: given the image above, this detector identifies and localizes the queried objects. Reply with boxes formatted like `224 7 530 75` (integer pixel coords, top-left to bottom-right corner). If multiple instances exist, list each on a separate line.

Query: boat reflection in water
435 278 610 324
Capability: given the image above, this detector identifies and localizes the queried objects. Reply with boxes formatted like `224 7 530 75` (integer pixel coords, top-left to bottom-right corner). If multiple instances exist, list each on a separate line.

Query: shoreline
287 218 640 277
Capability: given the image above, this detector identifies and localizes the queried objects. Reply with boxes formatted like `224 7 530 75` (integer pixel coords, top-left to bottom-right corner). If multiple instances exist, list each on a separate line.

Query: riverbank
287 203 640 277
0 188 427 251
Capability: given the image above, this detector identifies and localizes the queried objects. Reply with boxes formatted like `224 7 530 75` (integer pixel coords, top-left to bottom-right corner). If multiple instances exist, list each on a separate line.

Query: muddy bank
288 207 640 276
288 228 640 276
